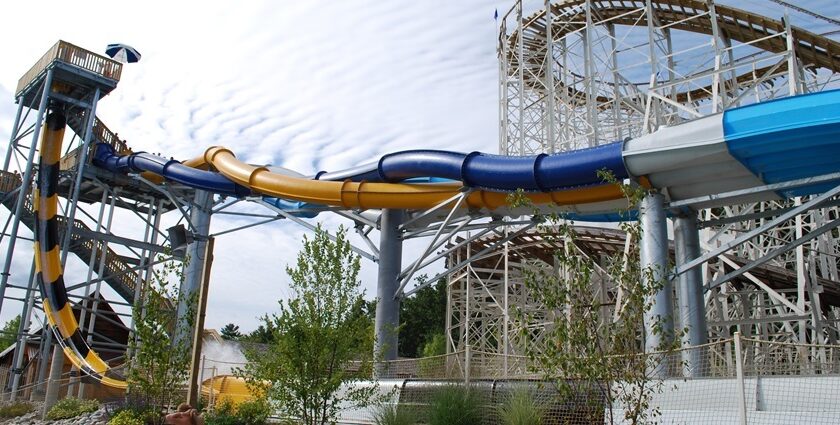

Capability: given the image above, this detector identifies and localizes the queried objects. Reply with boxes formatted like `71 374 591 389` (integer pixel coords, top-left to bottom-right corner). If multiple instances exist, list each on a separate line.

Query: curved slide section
316 142 628 192
35 112 127 389
94 144 250 197
203 146 629 210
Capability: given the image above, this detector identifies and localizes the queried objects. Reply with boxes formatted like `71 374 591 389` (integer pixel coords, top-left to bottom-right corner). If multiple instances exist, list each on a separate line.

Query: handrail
67 111 132 156
16 40 122 96
0 175 173 309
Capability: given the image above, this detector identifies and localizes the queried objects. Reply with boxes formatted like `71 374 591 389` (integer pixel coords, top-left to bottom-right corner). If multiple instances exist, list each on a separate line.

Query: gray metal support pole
674 213 709 377
42 344 65 418
0 69 54 316
374 209 404 372
175 190 213 346
9 264 37 400
640 192 673 376
187 237 215 407
60 87 100 265
31 323 53 400
2 99 25 171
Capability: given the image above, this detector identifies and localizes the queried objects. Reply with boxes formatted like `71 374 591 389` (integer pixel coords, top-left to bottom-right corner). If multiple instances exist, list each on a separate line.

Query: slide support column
640 192 673 377
674 213 709 377
375 209 404 376
175 190 213 346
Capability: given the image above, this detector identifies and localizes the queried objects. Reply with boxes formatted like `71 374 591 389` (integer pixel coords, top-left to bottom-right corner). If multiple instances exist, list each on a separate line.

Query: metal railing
0 171 173 309
65 111 132 162
16 40 122 97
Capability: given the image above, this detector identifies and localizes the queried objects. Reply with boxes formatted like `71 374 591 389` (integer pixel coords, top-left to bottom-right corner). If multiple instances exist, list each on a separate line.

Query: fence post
734 332 747 425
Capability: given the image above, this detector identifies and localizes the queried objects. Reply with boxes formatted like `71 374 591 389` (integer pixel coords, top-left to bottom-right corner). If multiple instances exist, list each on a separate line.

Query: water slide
38 89 840 387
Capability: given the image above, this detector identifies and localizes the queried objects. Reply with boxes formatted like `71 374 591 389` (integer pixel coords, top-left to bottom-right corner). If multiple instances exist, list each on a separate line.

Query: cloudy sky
0 0 837 335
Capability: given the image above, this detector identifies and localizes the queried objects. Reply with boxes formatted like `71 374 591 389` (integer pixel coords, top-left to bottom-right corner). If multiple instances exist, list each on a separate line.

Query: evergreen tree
220 323 242 340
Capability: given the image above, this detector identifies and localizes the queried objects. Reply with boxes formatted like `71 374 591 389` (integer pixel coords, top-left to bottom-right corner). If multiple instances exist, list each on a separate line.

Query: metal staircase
0 171 171 309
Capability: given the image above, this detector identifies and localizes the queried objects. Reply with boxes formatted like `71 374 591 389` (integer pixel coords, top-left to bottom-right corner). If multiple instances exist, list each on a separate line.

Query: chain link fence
349 335 840 424
195 335 840 424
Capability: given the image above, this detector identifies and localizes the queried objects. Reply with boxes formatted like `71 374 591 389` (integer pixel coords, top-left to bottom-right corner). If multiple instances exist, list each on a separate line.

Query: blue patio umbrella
105 43 141 63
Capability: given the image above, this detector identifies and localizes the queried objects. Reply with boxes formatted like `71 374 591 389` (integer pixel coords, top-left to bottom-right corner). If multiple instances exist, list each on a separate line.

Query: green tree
513 174 678 424
220 323 242 340
237 226 380 425
398 278 446 358
0 315 21 350
127 257 195 423
241 321 276 344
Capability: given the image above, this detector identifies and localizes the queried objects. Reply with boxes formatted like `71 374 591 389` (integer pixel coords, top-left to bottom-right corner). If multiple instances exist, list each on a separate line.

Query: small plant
108 409 146 425
46 397 100 420
204 398 271 425
373 403 416 425
204 399 237 425
0 401 34 418
498 389 542 425
428 385 481 425
234 398 272 425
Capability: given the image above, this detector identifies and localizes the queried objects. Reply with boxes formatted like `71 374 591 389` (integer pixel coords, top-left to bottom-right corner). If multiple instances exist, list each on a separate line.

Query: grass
497 389 543 425
428 385 481 425
0 401 34 418
46 397 100 420
372 403 416 425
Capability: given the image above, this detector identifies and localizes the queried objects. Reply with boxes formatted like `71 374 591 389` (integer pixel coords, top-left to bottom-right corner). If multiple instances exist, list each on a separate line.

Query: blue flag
494 8 498 20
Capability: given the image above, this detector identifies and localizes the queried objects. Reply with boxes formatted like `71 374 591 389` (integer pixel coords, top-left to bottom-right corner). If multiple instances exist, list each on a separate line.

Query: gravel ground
0 402 111 425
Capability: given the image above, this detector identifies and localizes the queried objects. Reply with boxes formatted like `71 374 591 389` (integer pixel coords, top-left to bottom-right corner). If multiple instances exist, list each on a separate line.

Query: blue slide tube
321 141 628 192
93 143 250 197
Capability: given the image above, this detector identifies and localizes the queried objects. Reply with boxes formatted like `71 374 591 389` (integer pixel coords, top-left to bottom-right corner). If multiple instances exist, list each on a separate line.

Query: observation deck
15 40 122 108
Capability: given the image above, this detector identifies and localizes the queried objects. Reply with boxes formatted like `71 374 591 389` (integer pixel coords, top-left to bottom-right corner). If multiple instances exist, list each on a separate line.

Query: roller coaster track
503 0 840 102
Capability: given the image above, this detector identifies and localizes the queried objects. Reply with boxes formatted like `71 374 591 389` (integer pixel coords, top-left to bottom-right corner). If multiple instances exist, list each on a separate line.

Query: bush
498 389 542 425
0 401 34 418
204 399 271 425
46 397 100 420
204 400 237 425
373 403 415 425
108 409 146 425
234 399 271 425
428 385 481 425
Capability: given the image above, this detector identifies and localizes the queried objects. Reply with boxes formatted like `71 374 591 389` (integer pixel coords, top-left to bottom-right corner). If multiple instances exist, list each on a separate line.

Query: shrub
204 400 237 425
204 398 271 425
498 389 542 425
108 409 146 425
0 401 34 418
373 403 415 425
234 399 272 425
46 397 100 420
428 385 481 425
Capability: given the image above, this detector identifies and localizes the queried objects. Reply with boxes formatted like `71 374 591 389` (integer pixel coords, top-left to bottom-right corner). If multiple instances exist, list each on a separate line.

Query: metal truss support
673 212 708 377
374 209 404 371
403 221 537 298
0 70 53 316
640 192 673 366
677 183 840 276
